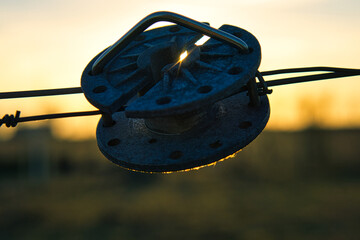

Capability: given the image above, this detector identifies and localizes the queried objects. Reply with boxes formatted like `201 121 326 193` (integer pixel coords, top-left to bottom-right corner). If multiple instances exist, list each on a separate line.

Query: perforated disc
81 24 261 116
84 19 266 172
96 92 270 173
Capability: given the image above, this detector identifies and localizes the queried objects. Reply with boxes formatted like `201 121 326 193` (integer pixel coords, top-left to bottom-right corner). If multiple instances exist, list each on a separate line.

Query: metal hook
91 11 249 75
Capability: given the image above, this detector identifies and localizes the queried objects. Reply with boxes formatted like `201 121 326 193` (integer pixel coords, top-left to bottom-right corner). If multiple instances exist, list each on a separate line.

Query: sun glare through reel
1 11 359 173
81 12 270 173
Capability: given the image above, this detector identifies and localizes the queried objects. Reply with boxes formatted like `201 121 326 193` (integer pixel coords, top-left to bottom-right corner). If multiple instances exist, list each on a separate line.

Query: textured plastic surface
81 24 261 117
96 92 269 173
81 25 202 113
83 21 267 172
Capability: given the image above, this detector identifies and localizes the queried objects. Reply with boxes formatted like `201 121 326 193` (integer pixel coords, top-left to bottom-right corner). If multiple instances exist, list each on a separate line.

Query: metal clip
91 11 249 75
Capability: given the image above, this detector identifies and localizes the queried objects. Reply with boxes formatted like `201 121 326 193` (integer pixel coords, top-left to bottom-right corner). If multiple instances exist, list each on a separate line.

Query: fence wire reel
1 11 360 173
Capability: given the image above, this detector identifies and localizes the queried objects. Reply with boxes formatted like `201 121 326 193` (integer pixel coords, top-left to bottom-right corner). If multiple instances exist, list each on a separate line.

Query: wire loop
0 111 21 128
256 71 273 95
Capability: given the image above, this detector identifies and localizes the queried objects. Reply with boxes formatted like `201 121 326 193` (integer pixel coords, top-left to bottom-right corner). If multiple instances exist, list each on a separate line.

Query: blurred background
0 0 359 239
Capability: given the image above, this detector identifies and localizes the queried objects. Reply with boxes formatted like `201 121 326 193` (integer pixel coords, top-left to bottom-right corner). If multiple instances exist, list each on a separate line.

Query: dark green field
0 128 359 239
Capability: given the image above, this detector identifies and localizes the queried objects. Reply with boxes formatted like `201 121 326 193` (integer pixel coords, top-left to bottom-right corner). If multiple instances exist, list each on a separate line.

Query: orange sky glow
0 0 359 140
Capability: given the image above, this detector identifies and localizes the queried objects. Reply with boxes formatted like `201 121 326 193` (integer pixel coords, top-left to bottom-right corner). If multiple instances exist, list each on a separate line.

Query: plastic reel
81 12 269 173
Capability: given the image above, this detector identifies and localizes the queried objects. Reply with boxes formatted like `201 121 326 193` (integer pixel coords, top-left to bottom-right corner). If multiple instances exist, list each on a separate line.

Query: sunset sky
0 0 359 139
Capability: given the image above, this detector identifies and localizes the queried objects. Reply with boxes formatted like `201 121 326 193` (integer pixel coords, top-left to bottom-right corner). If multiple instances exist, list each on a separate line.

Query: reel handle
91 11 249 75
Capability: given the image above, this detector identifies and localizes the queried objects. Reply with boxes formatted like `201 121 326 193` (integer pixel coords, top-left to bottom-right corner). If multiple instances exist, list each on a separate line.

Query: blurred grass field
0 128 359 239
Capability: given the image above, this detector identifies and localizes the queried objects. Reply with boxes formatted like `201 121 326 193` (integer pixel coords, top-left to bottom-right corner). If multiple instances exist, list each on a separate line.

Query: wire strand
263 71 358 87
0 87 82 100
0 110 102 128
231 67 360 96
1 66 359 128
261 66 360 76
0 67 358 100
18 110 102 123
